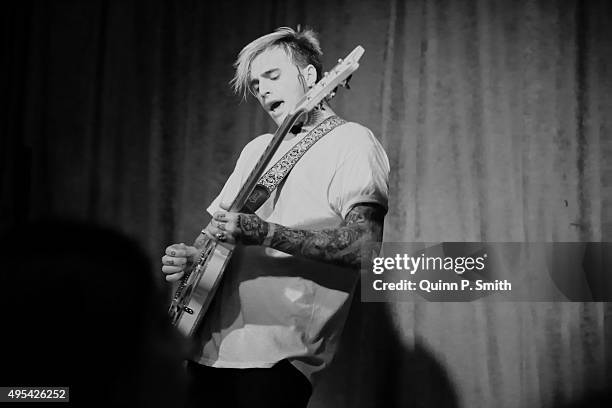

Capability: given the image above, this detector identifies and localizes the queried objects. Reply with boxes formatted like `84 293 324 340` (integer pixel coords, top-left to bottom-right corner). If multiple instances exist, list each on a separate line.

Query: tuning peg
338 58 343 63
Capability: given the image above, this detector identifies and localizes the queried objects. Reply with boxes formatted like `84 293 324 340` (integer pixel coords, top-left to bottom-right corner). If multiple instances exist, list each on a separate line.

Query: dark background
3 1 611 407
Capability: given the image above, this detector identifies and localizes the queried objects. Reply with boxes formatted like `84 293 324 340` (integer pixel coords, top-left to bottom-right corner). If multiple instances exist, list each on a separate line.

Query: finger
165 272 185 282
213 211 228 222
214 232 235 244
211 219 226 231
162 265 185 274
220 201 232 211
161 255 187 266
208 226 232 243
203 228 216 241
209 224 223 236
166 244 187 257
202 224 215 237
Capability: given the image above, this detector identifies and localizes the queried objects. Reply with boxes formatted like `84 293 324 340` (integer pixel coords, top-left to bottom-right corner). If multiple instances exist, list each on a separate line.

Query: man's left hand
207 202 270 246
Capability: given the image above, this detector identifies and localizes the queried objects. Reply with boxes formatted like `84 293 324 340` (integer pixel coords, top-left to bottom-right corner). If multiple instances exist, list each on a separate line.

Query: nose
258 78 271 98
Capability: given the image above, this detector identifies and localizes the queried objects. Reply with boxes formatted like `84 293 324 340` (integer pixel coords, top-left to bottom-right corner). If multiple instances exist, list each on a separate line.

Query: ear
304 64 318 88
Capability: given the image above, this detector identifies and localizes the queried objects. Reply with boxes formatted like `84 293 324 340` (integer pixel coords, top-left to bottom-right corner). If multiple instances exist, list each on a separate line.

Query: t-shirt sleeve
328 127 390 219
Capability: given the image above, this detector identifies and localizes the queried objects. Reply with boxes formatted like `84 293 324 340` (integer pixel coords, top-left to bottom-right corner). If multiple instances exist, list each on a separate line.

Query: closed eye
249 69 280 96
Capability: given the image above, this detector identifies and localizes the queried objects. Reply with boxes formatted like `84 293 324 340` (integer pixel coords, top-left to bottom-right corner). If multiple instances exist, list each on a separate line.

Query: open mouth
269 101 284 113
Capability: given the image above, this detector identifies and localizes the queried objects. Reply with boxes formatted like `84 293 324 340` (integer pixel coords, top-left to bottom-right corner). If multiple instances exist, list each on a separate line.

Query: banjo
168 46 365 337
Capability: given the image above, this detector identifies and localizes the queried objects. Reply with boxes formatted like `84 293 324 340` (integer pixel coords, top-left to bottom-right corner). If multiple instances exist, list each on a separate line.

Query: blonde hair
231 26 323 99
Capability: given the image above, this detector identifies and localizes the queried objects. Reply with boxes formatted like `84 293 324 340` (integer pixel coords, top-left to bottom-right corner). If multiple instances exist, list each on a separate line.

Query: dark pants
185 359 312 408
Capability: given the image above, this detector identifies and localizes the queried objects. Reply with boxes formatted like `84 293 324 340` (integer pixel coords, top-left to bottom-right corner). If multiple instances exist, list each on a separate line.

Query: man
161 27 389 408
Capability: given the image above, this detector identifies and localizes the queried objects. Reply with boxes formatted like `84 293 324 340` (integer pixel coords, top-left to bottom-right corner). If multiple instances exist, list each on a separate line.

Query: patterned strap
241 116 346 213
258 115 345 194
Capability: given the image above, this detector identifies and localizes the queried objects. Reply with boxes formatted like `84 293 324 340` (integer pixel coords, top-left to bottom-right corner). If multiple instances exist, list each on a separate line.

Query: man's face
249 47 308 126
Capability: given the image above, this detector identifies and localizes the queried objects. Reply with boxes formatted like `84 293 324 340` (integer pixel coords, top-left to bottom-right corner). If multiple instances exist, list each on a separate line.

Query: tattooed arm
210 203 385 269
267 203 384 268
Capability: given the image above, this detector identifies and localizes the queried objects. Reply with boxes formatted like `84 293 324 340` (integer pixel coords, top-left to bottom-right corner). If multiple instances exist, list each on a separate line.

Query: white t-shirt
196 120 389 383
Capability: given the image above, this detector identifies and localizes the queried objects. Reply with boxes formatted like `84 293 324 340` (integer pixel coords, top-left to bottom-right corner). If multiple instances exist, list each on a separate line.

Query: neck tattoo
290 109 327 134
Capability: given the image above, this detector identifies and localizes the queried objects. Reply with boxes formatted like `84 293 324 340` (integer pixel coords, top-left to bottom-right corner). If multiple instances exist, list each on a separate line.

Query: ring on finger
216 232 226 241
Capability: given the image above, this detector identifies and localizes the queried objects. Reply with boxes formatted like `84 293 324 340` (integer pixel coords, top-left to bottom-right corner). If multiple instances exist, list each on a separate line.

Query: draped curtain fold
3 0 611 407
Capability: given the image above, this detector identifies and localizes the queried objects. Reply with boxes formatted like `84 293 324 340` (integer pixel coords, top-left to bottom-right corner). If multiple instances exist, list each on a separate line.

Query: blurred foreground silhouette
0 219 190 406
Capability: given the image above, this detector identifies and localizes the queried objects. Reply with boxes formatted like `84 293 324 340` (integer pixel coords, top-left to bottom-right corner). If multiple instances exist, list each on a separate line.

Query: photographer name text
370 253 512 293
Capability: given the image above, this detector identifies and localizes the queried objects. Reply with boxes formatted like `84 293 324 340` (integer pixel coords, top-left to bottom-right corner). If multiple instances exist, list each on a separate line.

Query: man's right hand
161 243 199 282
